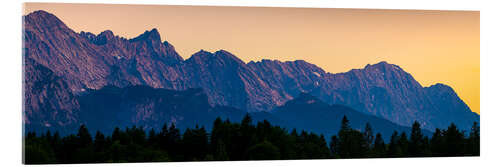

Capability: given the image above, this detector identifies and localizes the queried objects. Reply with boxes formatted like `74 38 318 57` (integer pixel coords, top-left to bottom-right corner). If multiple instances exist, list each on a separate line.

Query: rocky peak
247 59 280 68
130 28 162 43
79 31 96 40
98 30 115 39
366 61 389 67
90 30 116 45
427 83 453 91
24 10 67 30
194 49 213 55
250 59 324 73
349 61 420 89
187 49 245 66
162 41 176 50
214 50 245 65
364 61 396 71
126 28 183 64
78 30 117 45
289 59 308 64
425 83 459 99
188 49 213 61
288 60 326 74
424 83 477 129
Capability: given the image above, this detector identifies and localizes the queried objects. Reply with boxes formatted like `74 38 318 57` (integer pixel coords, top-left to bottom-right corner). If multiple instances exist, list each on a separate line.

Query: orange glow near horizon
23 3 480 114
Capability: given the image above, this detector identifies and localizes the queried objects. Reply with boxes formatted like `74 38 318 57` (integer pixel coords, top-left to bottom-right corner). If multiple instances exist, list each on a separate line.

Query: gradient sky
23 3 480 114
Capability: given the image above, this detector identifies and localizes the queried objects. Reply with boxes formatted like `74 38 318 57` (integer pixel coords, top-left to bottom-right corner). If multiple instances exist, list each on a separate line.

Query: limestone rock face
23 57 80 133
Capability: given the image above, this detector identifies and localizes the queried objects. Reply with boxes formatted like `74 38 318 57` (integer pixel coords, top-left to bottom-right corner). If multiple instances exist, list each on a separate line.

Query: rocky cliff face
23 56 80 133
24 10 186 92
247 60 479 130
23 10 478 131
424 84 479 129
314 62 479 130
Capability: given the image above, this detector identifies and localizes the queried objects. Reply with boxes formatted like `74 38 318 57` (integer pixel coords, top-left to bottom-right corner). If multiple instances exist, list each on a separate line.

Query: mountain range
23 10 479 135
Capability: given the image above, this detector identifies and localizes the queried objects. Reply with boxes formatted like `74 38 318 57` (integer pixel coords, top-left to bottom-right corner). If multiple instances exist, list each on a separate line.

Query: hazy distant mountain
23 10 478 132
270 92 424 140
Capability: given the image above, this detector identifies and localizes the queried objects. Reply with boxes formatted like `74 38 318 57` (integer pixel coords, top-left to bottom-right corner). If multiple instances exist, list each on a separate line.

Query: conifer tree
467 122 480 156
340 115 351 131
409 121 424 156
329 135 340 158
94 131 106 152
337 116 367 158
398 132 409 156
443 123 465 156
77 125 92 148
387 131 402 157
430 128 444 156
373 133 386 157
167 123 181 160
111 127 121 142
363 123 374 149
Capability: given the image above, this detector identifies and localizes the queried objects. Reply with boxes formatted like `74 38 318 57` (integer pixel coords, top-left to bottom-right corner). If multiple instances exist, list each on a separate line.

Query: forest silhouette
24 115 480 164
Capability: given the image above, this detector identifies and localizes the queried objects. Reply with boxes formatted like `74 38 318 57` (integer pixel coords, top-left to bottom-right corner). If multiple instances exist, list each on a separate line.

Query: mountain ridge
23 10 479 131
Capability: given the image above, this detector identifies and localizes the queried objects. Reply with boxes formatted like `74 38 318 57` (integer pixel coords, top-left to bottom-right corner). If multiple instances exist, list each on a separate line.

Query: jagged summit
214 49 245 64
363 61 403 71
79 30 116 45
130 28 162 42
187 49 245 65
25 10 60 22
370 61 389 66
249 59 322 70
248 59 284 65
214 49 234 56
194 49 212 55
98 30 115 39
425 83 463 103
24 10 69 31
187 49 213 61
427 83 453 90
27 10 51 15
364 61 387 69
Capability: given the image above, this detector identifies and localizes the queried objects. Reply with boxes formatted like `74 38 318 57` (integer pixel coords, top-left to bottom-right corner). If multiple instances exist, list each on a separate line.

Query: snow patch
313 72 321 77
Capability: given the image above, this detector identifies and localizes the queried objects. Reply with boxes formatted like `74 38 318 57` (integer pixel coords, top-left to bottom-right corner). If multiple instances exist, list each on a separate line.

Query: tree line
24 115 479 164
